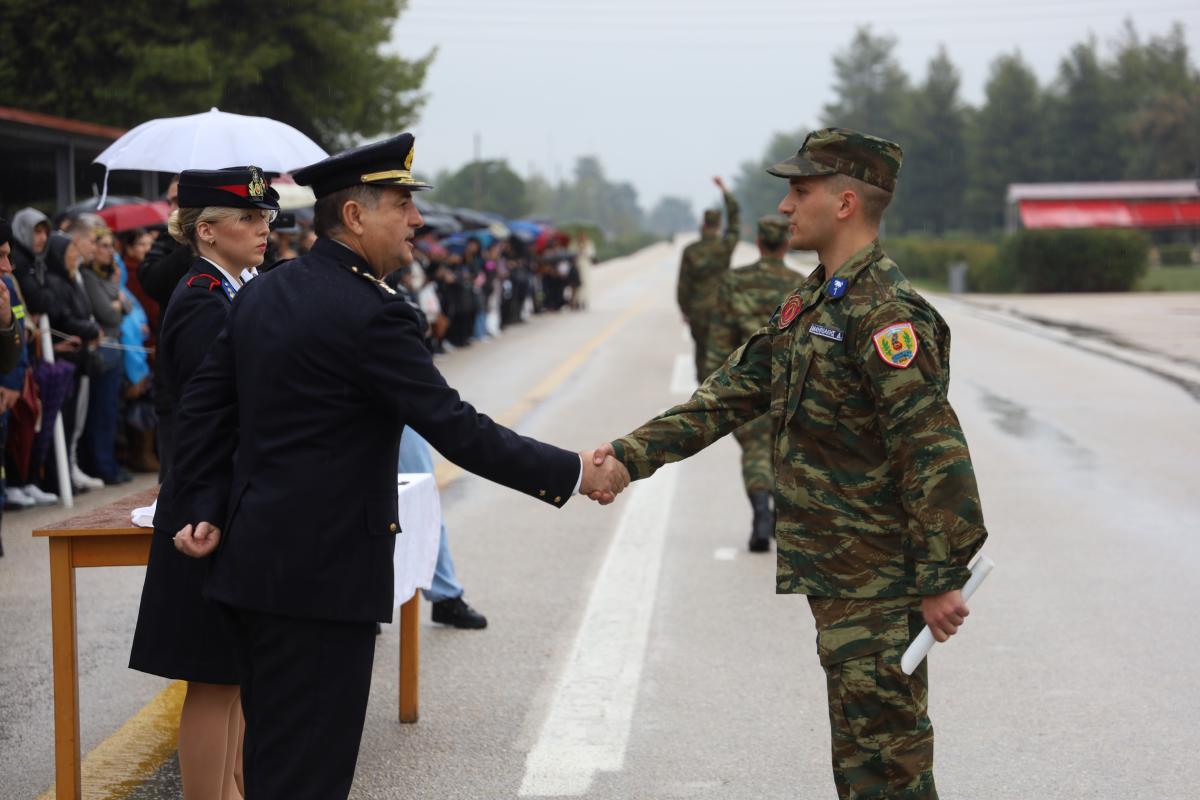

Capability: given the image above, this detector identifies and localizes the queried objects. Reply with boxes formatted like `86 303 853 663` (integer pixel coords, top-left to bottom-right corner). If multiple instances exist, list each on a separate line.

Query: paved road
2 239 1197 799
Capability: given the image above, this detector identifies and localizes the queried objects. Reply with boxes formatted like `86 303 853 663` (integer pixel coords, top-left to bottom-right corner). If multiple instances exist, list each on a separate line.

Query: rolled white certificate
901 554 995 675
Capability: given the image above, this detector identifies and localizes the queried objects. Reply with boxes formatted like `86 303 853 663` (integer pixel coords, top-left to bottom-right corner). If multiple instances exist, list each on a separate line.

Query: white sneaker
71 466 105 490
22 484 59 505
5 486 36 508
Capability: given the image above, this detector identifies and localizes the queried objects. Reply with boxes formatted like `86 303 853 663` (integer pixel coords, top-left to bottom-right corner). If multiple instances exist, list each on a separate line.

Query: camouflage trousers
687 320 710 383
808 595 937 800
732 414 774 494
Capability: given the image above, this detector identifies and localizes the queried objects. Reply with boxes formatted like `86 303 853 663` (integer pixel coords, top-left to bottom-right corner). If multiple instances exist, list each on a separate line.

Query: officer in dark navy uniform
163 133 630 799
130 167 280 797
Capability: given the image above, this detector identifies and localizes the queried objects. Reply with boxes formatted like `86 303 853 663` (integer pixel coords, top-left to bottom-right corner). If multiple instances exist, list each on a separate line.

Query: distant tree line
734 21 1200 235
432 155 697 241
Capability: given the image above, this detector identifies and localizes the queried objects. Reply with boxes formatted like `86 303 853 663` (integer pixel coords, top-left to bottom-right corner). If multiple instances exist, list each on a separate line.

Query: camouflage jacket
614 240 987 598
676 192 740 321
704 256 802 377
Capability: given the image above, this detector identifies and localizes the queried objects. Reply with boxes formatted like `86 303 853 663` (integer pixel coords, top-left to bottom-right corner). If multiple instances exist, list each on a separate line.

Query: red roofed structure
1006 180 1200 233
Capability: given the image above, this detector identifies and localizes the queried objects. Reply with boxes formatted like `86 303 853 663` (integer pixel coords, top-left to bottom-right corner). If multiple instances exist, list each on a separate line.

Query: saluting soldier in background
677 176 740 381
704 214 802 553
165 133 629 800
596 129 988 799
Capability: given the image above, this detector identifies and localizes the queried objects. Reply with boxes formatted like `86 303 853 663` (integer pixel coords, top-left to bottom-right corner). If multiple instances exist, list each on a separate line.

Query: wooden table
34 488 422 800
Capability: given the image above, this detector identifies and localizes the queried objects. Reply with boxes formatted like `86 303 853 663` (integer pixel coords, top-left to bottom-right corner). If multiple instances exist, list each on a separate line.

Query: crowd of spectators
0 179 593 555
397 224 589 352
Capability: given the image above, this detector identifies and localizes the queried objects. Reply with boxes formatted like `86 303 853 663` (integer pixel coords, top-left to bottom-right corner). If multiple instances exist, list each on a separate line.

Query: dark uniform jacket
160 237 580 623
156 257 236 474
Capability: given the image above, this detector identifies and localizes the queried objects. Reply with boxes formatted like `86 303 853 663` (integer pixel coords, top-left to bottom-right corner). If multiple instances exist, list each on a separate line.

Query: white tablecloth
132 475 442 609
392 473 442 608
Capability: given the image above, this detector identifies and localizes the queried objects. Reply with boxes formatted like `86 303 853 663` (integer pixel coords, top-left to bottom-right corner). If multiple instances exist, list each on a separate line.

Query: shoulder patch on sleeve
777 293 803 330
871 322 919 368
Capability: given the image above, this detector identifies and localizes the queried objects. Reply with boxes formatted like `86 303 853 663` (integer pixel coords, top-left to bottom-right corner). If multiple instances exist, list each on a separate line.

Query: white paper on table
131 499 157 528
391 472 442 609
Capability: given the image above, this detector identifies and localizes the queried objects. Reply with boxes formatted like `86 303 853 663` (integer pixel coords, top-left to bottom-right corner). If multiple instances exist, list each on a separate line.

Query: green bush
996 229 1150 292
1157 243 1196 267
881 234 1000 289
593 230 660 263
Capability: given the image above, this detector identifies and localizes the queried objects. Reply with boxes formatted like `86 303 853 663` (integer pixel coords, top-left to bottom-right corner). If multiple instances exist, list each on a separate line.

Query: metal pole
39 316 74 509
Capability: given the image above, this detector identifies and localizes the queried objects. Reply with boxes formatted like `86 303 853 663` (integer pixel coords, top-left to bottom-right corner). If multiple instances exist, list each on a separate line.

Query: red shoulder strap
186 274 221 292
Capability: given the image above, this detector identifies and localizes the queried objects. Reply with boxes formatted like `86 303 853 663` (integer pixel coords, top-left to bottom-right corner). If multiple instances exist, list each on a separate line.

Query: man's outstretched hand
712 176 728 194
579 447 630 505
174 522 222 558
921 589 969 643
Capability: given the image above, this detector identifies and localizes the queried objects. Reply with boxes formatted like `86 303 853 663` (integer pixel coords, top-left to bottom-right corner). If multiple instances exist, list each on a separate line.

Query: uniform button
388 522 398 533
539 490 546 497
554 496 562 503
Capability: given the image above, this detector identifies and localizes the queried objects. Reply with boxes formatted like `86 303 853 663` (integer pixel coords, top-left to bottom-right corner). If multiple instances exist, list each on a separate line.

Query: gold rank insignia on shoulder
343 263 396 295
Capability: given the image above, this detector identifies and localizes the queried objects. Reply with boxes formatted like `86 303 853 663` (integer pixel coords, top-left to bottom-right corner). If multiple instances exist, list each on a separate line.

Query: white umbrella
93 107 328 206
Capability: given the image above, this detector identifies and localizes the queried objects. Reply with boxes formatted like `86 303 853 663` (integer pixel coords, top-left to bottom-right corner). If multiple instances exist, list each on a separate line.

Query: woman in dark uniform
130 167 278 800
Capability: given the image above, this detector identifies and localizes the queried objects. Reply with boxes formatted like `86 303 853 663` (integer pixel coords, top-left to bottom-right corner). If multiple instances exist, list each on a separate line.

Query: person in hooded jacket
42 225 103 491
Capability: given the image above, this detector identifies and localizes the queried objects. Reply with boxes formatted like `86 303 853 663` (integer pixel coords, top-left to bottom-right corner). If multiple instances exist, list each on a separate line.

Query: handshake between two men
175 444 634 559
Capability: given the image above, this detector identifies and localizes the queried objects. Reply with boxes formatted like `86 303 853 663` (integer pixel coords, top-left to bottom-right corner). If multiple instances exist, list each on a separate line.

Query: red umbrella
98 200 170 232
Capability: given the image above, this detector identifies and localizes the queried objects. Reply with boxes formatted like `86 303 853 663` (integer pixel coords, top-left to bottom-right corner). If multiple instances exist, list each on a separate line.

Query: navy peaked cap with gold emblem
291 132 433 199
177 166 281 210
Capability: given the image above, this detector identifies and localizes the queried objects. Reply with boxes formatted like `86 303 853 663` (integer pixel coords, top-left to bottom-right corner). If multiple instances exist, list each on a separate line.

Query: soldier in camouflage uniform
597 129 987 798
677 176 740 381
705 214 800 553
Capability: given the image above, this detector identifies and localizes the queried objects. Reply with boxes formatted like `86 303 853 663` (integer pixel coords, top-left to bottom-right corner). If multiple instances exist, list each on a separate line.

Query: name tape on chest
808 323 844 342
871 322 920 368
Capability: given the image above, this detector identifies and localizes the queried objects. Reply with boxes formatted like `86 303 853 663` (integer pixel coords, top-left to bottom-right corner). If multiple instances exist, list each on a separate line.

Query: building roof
0 105 126 141
1007 180 1200 203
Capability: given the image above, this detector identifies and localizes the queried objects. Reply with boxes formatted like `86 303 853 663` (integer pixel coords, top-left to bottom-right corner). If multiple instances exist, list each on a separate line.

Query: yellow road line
36 680 185 800
40 297 649 800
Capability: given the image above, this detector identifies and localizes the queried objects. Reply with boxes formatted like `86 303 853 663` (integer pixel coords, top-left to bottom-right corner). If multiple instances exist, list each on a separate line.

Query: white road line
518 466 681 797
669 353 698 396
713 547 738 561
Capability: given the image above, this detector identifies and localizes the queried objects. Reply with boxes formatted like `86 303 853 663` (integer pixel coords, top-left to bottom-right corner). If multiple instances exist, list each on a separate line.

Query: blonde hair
167 206 243 250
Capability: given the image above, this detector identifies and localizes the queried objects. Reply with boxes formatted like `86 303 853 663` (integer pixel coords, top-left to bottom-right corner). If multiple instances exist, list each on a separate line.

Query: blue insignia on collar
826 277 848 299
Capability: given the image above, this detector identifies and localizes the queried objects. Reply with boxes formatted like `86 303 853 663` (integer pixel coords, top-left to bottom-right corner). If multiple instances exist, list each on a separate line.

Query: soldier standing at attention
595 129 988 798
677 176 740 382
704 214 802 553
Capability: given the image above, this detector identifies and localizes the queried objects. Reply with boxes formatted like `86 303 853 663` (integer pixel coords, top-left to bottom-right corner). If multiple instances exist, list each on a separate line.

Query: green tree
555 156 645 237
731 127 809 233
964 53 1046 231
894 47 968 233
822 27 909 142
430 159 530 217
1109 22 1200 179
0 0 433 151
1043 38 1121 181
647 196 696 236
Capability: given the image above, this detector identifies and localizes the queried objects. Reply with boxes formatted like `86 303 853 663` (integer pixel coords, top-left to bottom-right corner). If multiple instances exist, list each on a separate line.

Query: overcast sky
388 0 1197 215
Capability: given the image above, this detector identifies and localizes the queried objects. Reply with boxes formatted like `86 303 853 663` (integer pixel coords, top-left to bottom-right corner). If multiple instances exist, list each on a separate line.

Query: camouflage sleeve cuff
610 438 649 481
914 562 972 596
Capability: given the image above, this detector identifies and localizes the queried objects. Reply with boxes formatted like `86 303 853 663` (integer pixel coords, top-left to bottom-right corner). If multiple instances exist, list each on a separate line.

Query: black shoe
748 491 774 553
431 596 488 629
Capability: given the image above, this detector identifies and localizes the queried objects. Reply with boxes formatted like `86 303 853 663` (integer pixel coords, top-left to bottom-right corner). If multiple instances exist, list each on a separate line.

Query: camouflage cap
766 128 903 192
702 208 722 227
756 214 789 247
